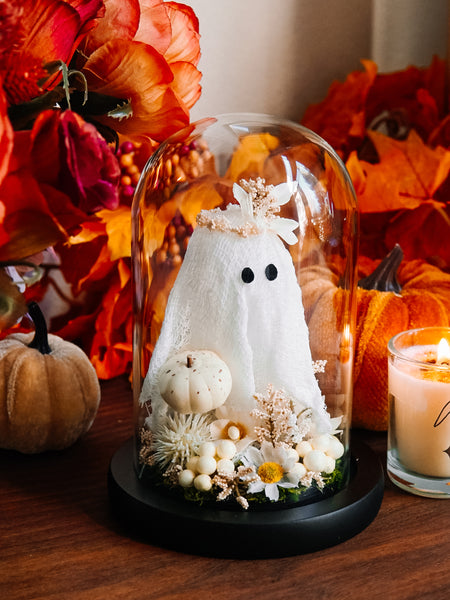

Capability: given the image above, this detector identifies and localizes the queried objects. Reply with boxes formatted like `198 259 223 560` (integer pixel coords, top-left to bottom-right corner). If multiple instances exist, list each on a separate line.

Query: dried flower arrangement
139 384 345 509
137 178 346 509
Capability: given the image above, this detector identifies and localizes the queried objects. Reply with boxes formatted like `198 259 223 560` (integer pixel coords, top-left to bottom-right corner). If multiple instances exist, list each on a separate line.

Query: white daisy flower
241 441 298 501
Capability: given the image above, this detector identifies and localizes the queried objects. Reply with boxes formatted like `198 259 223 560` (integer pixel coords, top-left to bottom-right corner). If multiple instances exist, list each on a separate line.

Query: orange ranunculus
83 0 169 55
79 0 201 141
163 2 200 66
0 0 105 106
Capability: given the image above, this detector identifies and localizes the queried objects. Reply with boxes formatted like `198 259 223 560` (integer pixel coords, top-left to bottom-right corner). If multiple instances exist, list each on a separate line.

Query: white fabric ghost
140 178 330 432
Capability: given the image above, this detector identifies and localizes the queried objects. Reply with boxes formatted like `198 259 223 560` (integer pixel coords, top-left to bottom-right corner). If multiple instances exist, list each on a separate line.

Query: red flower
0 108 120 261
0 0 105 105
0 125 66 262
31 109 120 215
0 81 13 186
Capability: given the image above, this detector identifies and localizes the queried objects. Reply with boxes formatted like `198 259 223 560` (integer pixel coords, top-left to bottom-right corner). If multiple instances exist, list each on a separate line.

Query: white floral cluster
144 385 345 509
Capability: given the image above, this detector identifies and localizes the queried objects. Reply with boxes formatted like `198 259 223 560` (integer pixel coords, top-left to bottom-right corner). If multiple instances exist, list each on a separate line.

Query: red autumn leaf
365 56 446 141
385 203 450 268
429 114 450 148
301 60 378 157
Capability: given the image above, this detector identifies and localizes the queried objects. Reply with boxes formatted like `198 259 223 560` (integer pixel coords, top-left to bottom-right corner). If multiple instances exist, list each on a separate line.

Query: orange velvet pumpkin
0 302 100 453
301 246 450 431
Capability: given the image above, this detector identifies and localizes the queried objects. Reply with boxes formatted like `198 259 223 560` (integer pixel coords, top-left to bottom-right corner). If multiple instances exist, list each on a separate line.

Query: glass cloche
131 113 358 511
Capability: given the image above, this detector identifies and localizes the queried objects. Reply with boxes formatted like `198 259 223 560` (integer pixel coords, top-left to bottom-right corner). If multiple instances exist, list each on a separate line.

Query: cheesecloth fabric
140 183 330 433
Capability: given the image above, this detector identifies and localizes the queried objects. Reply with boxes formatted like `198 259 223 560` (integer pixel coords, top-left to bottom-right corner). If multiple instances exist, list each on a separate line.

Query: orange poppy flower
79 0 201 140
82 39 191 140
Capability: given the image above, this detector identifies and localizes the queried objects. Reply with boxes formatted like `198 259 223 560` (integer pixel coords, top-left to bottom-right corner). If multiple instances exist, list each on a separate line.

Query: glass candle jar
388 327 450 498
132 113 358 510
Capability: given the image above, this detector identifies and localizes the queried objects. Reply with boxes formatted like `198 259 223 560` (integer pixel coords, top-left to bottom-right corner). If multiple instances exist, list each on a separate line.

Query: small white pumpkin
158 350 232 414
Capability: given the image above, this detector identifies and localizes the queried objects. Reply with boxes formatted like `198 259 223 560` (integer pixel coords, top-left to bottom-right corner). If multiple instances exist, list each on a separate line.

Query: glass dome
131 113 358 510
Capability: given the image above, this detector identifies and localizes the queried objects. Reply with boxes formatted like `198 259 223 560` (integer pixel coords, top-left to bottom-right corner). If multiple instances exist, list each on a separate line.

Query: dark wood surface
1 376 449 600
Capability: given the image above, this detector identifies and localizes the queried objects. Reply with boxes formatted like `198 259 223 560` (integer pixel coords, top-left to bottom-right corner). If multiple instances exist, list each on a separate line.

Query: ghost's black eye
241 267 255 284
265 263 278 281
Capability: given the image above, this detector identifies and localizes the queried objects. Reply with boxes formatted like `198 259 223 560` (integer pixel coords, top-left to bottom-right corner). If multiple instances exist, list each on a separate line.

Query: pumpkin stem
358 244 403 293
27 302 52 355
187 355 193 368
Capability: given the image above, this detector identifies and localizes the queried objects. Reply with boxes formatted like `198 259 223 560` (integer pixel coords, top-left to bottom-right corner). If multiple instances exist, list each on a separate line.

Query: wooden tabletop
1 376 449 600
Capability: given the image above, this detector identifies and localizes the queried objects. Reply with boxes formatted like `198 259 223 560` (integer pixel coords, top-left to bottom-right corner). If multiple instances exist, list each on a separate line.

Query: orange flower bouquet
0 0 201 379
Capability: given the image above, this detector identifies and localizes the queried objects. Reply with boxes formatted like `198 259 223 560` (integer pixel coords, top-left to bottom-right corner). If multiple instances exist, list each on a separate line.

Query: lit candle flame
437 338 450 365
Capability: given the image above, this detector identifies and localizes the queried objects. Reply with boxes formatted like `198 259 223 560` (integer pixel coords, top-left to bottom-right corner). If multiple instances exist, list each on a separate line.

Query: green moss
139 459 347 510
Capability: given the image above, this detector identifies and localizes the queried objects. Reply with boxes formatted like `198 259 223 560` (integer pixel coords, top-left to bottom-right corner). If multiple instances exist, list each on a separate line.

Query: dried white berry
303 450 328 472
296 440 312 457
326 437 345 459
322 455 336 474
198 441 216 457
216 458 235 473
186 456 199 472
286 447 299 463
216 439 236 460
178 469 195 487
197 455 217 475
194 473 212 491
286 462 306 483
227 425 240 441
311 434 331 452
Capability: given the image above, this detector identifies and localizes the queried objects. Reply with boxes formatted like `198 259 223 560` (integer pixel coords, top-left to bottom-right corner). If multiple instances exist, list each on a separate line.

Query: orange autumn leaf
89 258 132 378
68 218 107 245
97 206 132 261
226 133 280 181
346 130 450 213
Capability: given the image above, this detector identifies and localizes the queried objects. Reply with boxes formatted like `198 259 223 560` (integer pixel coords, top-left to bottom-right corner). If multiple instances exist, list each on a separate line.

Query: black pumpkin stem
27 302 52 355
358 244 403 293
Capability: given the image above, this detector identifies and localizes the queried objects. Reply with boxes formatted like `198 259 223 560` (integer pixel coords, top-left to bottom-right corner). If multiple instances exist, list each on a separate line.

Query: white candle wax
389 345 450 478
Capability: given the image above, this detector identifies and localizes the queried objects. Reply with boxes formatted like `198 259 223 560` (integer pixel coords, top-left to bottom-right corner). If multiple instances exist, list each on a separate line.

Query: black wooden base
108 438 384 558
